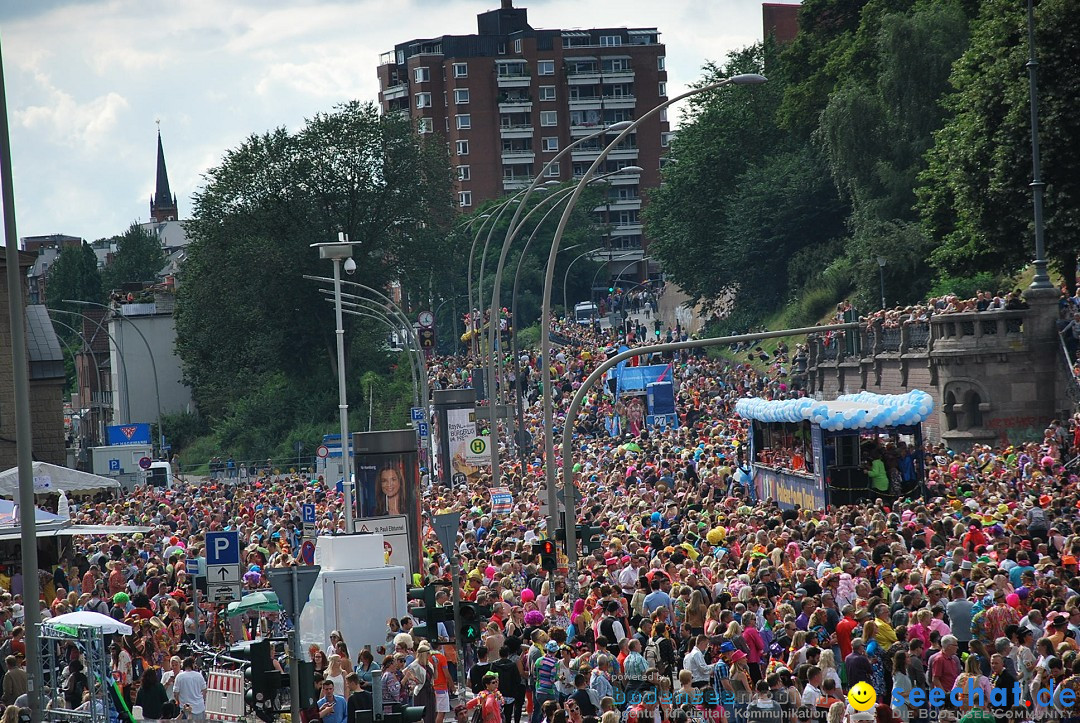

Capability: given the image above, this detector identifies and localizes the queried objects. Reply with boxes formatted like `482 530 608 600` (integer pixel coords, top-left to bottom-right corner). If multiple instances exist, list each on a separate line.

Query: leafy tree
100 223 165 292
45 242 103 323
176 101 456 423
918 0 1080 287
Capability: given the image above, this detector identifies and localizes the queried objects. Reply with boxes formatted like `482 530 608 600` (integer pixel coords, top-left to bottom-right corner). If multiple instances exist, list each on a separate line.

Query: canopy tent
735 389 934 431
0 498 64 526
0 461 120 497
226 591 281 618
45 610 133 636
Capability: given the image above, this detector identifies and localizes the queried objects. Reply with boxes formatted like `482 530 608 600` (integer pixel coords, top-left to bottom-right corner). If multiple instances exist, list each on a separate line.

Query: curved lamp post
540 73 767 580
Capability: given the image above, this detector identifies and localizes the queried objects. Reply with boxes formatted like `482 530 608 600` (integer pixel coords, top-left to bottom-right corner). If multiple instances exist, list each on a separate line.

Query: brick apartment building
376 0 669 282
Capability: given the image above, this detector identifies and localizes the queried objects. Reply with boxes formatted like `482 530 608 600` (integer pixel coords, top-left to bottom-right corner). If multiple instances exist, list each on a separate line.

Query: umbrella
46 611 133 636
227 591 281 618
621 442 643 453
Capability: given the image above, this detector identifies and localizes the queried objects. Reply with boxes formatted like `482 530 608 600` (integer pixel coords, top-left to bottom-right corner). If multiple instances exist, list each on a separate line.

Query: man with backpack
645 621 676 685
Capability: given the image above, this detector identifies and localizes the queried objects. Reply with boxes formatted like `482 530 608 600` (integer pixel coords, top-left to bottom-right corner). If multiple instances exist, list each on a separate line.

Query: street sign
315 445 329 459
417 422 429 439
138 456 152 470
302 523 316 540
410 407 425 422
464 436 489 466
433 512 460 560
208 565 239 584
207 582 242 604
185 559 201 577
267 566 321 620
108 459 121 472
206 531 241 566
301 503 316 525
300 540 316 565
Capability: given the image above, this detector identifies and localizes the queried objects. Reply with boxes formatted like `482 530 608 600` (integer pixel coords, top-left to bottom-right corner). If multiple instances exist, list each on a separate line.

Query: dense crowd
2 297 1080 723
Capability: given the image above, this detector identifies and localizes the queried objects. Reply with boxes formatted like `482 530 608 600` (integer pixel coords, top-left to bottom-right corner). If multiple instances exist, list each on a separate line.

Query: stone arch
944 391 958 431
941 378 991 431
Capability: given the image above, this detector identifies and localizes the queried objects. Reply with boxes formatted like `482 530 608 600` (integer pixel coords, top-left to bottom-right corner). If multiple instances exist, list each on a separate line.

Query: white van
574 301 599 325
146 461 174 489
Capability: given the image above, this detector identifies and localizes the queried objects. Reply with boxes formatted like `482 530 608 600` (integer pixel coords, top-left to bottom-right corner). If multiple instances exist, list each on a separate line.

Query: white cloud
14 68 130 149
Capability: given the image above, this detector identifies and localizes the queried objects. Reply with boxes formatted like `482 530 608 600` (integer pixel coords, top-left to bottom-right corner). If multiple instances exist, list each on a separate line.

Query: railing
930 309 1027 343
1059 332 1080 407
880 327 902 353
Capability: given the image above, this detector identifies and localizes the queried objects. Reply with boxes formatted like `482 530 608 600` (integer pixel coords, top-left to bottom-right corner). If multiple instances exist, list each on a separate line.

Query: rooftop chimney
502 0 512 8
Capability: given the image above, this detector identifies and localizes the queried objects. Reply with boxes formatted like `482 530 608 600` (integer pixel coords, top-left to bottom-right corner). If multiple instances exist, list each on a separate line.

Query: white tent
45 610 132 636
0 461 120 497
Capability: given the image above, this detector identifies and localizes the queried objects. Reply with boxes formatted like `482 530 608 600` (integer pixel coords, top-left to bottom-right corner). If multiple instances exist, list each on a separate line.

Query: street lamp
1025 0 1052 292
312 233 358 533
876 256 887 310
539 73 766 588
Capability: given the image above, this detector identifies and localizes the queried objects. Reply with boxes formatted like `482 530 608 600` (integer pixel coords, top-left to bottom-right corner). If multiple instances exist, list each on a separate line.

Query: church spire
150 123 179 222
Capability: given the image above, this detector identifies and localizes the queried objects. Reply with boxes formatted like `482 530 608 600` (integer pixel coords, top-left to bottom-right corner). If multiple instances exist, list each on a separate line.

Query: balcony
499 124 534 139
602 94 636 110
568 97 603 110
498 101 533 113
570 122 606 137
502 177 534 191
606 172 641 186
501 150 536 164
594 198 642 213
572 146 638 162
611 223 644 236
382 83 408 101
602 70 636 84
567 72 602 85
497 72 531 88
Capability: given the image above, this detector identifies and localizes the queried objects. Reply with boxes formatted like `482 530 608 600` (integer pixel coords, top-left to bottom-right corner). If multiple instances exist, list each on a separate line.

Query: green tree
918 0 1080 285
45 242 103 322
100 223 165 292
175 101 456 423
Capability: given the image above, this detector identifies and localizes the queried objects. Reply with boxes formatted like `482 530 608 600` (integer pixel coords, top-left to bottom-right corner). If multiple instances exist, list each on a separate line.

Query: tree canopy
99 223 165 293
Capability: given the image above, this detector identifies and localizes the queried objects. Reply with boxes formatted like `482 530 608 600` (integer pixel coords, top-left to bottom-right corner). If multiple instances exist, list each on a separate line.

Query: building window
514 38 522 53
459 191 472 208
538 60 555 76
657 56 666 71
542 137 559 152
414 67 430 83
539 86 556 101
454 88 470 104
457 165 471 181
453 63 468 78
600 35 623 47
602 58 630 73
457 114 472 129
456 139 470 155
661 132 674 148
546 162 560 177
418 118 433 134
660 108 668 123
658 82 667 97
415 92 432 108
498 42 506 55
539 111 558 126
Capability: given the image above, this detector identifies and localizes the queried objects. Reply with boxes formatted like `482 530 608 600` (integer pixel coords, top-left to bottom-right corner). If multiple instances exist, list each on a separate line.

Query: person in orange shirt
430 646 455 723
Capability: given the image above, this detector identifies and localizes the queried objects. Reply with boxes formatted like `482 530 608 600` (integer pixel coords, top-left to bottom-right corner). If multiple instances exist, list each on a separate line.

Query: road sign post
206 531 241 604
268 566 321 723
432 513 465 693
302 503 316 540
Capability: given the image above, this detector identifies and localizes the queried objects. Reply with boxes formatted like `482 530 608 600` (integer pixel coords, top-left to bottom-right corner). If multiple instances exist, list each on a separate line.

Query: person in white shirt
682 635 714 687
172 657 207 722
802 666 824 707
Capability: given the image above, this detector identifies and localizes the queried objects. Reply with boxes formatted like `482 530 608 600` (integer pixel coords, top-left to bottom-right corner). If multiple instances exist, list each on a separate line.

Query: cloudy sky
0 0 793 243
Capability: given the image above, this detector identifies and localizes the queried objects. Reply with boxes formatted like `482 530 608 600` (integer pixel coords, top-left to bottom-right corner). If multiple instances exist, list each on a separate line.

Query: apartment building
377 0 669 280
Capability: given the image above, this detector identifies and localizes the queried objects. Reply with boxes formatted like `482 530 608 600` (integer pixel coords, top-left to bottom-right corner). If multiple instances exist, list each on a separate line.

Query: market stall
735 390 933 509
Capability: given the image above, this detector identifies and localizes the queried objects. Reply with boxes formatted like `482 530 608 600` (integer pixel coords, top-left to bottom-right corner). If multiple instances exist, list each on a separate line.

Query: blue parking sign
410 407 424 422
302 503 316 525
418 422 430 438
206 531 241 566
108 459 121 472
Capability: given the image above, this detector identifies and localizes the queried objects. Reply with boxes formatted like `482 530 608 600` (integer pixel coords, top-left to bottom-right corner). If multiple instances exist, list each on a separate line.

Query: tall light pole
540 73 766 587
1026 0 1052 292
0 28 42 721
65 299 163 456
876 256 887 310
313 234 358 533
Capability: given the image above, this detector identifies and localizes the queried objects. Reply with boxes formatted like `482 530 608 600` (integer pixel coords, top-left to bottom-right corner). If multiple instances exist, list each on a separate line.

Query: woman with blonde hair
685 591 707 636
818 649 842 691
326 654 347 696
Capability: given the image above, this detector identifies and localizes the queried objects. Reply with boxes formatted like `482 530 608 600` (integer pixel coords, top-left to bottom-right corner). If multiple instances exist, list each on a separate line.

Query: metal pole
1026 0 1052 291
332 258 355 533
0 30 41 721
289 567 302 721
540 75 764 590
879 264 886 310
336 306 420 407
563 249 596 319
66 299 163 457
449 556 466 694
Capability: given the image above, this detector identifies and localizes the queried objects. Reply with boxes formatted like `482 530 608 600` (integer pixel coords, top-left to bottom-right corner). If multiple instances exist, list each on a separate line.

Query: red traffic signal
540 540 556 555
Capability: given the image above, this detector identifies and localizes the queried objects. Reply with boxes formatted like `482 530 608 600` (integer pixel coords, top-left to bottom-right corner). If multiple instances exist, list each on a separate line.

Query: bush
928 272 1003 300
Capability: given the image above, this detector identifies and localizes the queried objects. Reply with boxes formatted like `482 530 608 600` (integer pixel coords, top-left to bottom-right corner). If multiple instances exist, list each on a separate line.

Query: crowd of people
4 289 1080 723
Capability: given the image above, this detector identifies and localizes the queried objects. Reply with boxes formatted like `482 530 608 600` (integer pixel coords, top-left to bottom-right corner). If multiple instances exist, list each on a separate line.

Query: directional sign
138 456 152 470
208 582 242 604
433 512 460 560
108 459 121 472
208 565 239 584
301 503 316 525
410 407 425 422
417 422 429 439
185 559 201 577
206 531 241 566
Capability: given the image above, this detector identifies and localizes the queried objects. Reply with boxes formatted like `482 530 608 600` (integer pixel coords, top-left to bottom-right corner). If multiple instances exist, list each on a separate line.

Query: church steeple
150 124 179 223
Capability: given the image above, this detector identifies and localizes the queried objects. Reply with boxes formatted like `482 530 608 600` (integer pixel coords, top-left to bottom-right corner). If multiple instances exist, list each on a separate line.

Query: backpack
644 637 669 676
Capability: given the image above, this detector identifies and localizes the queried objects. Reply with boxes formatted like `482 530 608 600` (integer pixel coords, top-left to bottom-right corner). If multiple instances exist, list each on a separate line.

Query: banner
489 487 512 515
754 466 826 511
355 446 422 575
447 407 485 481
106 423 152 446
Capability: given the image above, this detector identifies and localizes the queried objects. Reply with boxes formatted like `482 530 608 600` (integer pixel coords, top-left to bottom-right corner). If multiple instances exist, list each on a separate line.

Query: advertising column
353 429 422 577
432 388 479 491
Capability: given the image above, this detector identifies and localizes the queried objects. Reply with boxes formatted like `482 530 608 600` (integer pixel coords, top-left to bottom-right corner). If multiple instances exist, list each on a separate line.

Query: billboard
106 423 152 446
354 430 422 575
755 466 827 512
432 388 477 490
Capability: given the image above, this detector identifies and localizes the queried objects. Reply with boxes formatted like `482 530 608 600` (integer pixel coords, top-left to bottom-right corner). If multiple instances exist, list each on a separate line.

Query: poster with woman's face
355 449 422 574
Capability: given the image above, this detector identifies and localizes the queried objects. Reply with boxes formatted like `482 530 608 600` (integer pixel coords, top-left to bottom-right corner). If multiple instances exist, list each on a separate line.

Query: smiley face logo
847 682 877 712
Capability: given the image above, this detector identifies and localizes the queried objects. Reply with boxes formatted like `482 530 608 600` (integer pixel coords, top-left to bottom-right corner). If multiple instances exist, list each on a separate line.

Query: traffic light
582 525 604 553
535 540 557 572
407 584 454 640
459 602 493 642
242 639 280 723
